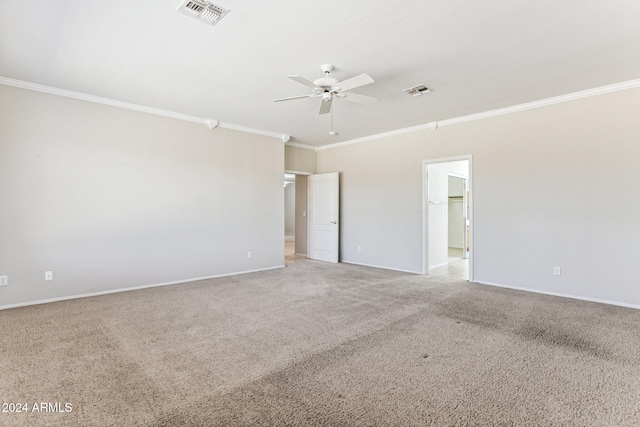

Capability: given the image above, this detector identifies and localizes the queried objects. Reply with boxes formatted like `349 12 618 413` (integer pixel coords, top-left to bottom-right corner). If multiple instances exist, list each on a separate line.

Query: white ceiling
1 0 639 147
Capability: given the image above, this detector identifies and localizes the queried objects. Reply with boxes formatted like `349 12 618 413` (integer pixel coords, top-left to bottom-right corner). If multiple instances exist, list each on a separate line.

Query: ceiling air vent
403 85 432 97
178 0 229 26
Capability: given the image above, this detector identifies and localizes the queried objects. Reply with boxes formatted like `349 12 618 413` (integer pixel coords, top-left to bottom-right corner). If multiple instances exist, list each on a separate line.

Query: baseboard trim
474 280 640 310
0 265 286 311
341 260 421 275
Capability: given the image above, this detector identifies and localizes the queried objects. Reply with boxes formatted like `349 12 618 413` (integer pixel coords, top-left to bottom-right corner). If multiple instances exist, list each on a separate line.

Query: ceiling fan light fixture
403 85 431 96
177 0 229 26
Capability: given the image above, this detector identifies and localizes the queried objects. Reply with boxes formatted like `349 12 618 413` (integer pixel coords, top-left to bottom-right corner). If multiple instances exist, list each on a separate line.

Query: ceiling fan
273 64 379 115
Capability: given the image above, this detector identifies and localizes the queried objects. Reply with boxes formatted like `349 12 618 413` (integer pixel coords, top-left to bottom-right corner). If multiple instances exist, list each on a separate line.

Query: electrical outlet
553 267 561 276
357 246 362 252
0 275 7 286
247 251 252 259
45 271 53 281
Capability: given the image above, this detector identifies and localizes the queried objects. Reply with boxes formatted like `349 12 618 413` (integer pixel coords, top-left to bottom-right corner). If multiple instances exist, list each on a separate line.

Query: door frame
422 155 474 280
284 170 312 261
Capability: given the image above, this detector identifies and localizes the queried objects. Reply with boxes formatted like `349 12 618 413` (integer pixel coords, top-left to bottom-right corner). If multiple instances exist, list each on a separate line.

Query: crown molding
316 122 437 151
317 78 640 151
0 76 285 141
5 76 639 149
216 122 283 140
285 141 318 151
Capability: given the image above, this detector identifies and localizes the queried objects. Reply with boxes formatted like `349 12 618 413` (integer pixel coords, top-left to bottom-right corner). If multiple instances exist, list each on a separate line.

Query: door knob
331 221 337 224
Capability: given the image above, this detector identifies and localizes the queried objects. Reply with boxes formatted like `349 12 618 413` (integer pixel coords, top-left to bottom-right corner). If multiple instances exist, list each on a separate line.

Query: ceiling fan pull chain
330 105 333 133
329 103 337 136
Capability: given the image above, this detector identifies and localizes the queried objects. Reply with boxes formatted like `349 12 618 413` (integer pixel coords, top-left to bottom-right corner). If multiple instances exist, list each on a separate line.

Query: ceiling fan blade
332 73 374 92
287 75 320 90
319 98 332 115
342 92 379 105
273 94 318 102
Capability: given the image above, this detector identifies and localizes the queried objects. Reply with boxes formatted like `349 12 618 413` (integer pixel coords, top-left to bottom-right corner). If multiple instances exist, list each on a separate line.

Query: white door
308 172 339 263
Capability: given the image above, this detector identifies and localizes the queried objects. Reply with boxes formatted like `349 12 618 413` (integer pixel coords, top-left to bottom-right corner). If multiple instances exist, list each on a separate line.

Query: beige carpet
1 258 639 426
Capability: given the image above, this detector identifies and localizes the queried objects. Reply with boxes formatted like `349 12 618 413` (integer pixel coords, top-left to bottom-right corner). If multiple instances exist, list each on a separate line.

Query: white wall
317 87 640 307
284 182 295 234
285 145 316 174
0 85 285 308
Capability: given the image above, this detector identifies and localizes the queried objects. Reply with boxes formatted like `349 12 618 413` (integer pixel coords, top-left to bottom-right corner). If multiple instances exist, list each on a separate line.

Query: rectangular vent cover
403 85 432 96
178 0 229 26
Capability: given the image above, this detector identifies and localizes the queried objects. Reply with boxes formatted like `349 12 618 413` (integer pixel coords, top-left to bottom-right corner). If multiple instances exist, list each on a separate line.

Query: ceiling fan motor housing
315 64 339 89
314 77 339 89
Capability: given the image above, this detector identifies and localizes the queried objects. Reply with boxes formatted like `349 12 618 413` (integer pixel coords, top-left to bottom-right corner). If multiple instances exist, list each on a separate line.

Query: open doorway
284 172 310 265
423 156 472 280
284 173 296 257
448 174 468 262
